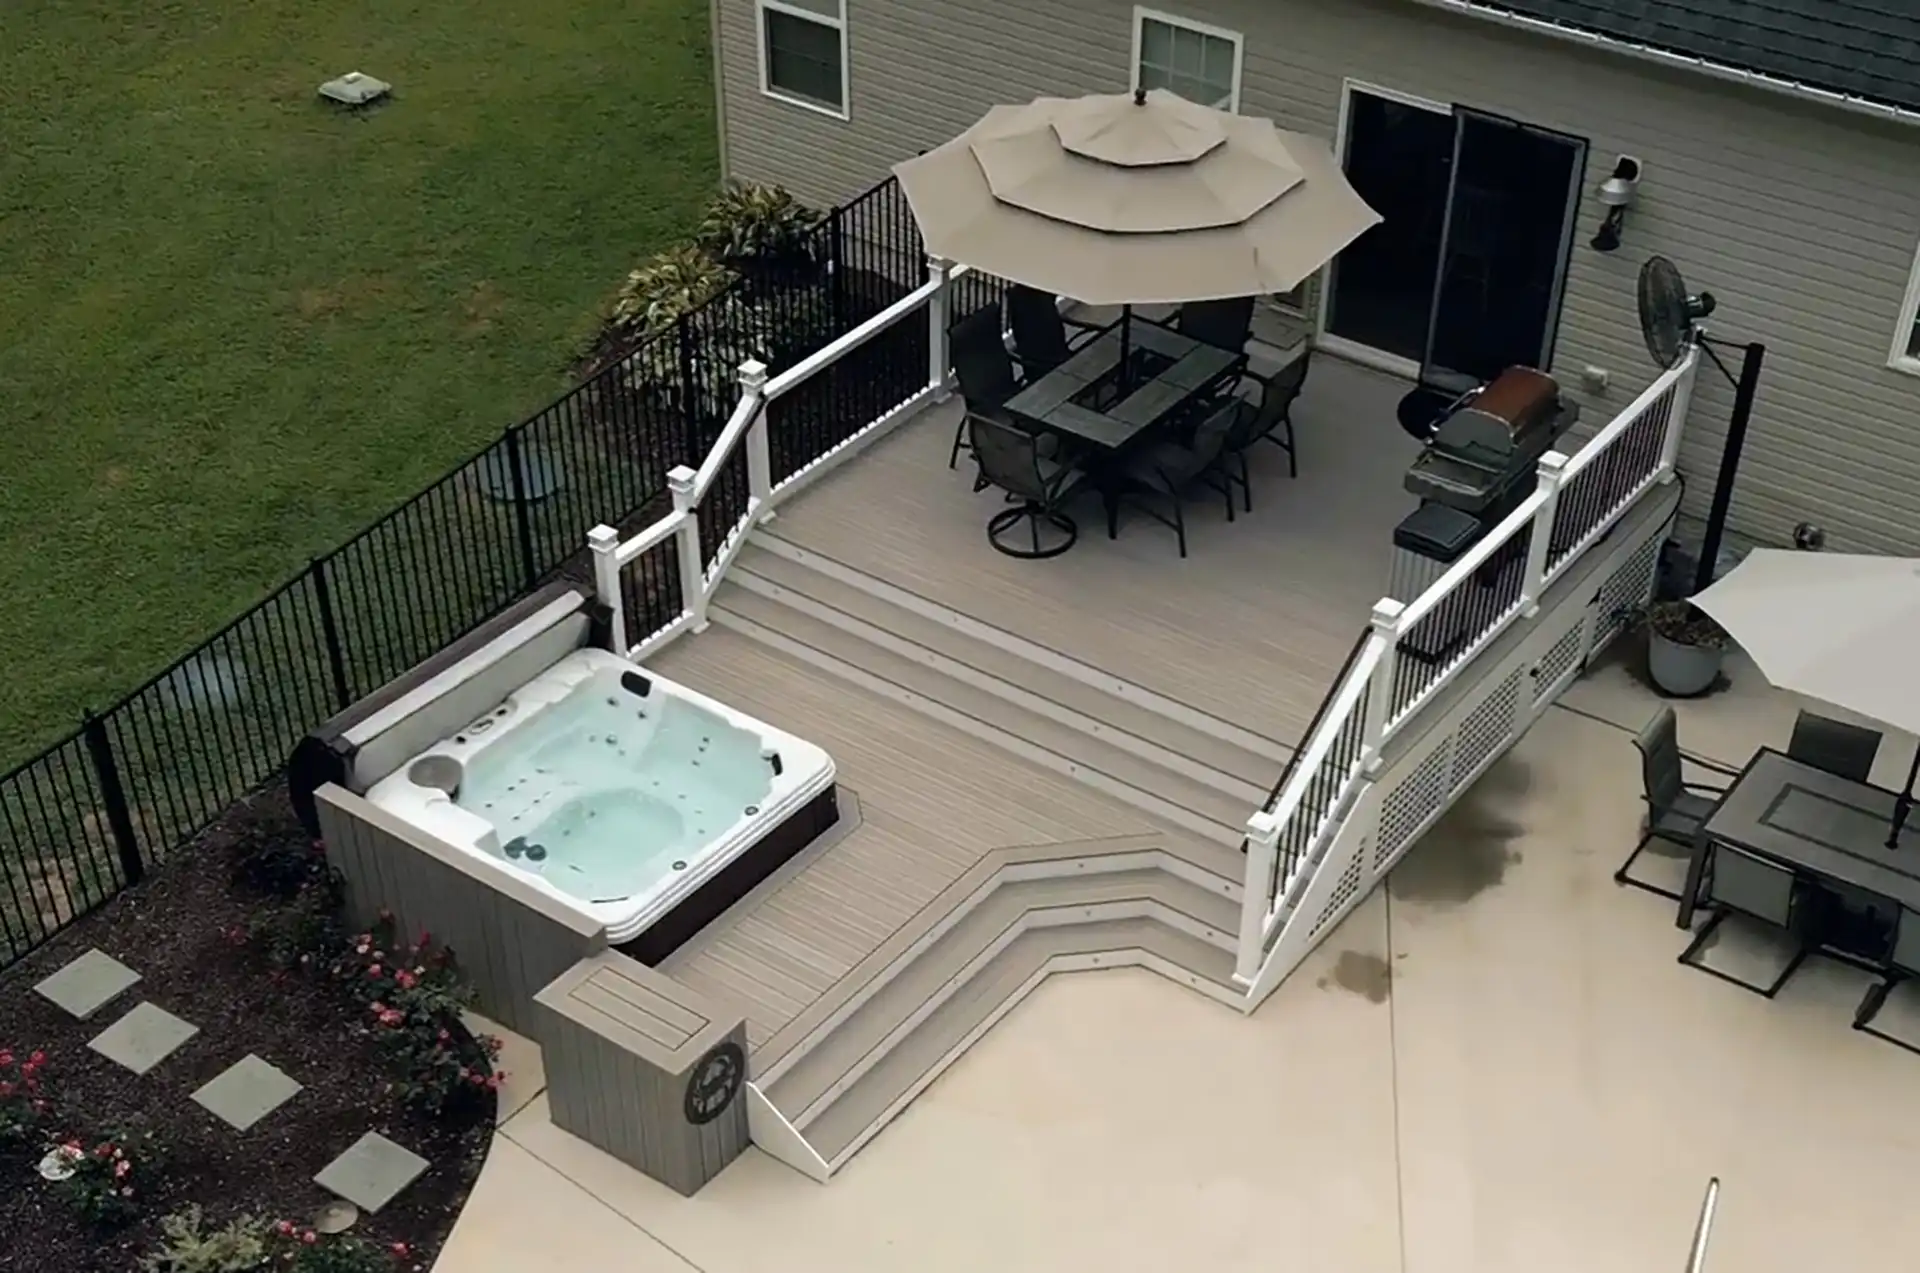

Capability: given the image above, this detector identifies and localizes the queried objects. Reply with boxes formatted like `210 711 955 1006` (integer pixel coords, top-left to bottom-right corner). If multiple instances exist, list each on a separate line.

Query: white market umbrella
1690 549 1920 841
893 88 1380 306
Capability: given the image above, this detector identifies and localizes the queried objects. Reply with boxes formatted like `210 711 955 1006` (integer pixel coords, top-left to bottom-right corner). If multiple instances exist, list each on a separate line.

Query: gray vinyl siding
714 0 1920 554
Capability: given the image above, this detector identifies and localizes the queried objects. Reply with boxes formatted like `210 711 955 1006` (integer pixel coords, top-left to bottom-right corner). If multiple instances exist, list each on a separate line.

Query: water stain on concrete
1388 755 1531 907
1316 950 1393 1004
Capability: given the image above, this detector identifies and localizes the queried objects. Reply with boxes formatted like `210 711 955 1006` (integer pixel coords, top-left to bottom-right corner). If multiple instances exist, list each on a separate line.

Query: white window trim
756 0 850 122
1890 236 1920 375
1130 6 1245 114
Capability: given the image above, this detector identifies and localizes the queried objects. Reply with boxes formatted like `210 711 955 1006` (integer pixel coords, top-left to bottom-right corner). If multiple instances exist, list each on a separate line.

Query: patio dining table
1005 317 1245 537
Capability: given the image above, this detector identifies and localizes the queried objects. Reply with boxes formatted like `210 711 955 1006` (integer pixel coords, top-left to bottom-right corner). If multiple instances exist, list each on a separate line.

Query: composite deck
767 348 1424 745
646 627 1190 1048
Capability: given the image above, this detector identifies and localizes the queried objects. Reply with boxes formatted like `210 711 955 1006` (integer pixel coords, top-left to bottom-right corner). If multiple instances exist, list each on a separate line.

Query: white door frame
1319 80 1450 380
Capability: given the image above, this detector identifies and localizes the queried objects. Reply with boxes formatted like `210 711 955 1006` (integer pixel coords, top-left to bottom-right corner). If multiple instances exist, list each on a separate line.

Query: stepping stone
88 1002 198 1076
34 949 140 1020
314 1132 429 1214
192 1054 302 1131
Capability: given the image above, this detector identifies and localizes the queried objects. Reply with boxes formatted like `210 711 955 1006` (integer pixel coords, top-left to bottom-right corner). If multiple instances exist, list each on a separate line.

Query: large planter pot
1647 630 1723 697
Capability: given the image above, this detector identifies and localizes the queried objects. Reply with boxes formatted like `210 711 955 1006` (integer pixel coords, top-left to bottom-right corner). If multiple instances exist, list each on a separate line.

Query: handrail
764 279 940 399
1561 345 1698 480
691 387 766 504
1395 489 1543 630
1244 626 1371 841
1685 1177 1720 1273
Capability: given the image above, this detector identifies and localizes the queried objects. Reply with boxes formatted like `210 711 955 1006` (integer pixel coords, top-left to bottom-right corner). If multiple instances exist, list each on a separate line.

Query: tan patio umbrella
893 88 1380 307
1690 549 1920 844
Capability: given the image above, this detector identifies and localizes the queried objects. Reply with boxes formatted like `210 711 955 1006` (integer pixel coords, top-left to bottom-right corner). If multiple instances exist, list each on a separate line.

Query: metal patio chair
1174 295 1256 353
1006 284 1105 379
1788 710 1882 784
947 302 1020 471
969 410 1087 559
1120 398 1238 558
1617 705 1739 902
1206 350 1312 510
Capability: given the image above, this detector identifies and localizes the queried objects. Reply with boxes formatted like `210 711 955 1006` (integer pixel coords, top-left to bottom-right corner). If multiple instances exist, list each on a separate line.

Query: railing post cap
1537 449 1571 476
1369 598 1405 630
666 465 698 495
926 253 951 273
587 524 620 550
737 358 769 387
1245 809 1281 842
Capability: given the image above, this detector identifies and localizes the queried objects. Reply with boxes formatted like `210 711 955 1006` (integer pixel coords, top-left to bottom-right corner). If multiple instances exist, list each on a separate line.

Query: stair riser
793 898 1231 1130
823 947 1248 1173
758 852 1238 1095
752 534 1289 764
730 568 1267 805
713 608 1245 847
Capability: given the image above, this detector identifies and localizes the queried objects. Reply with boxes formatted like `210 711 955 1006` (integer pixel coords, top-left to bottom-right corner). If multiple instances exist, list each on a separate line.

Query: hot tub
363 646 835 955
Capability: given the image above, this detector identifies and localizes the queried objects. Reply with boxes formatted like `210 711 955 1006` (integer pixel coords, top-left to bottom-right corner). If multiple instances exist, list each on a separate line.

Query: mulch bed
0 786 494 1272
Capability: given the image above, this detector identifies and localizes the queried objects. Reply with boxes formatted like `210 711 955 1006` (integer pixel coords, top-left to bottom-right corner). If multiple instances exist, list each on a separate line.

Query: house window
1893 236 1920 374
758 0 847 118
1132 7 1243 112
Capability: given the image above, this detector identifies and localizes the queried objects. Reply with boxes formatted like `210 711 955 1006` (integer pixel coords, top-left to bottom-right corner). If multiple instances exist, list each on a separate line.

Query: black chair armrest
1061 312 1107 336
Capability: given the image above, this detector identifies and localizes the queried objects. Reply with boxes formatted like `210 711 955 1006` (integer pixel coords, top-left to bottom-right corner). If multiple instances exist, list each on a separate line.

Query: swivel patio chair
969 410 1087 559
1120 398 1238 558
1788 710 1882 784
1175 295 1255 354
1006 285 1105 379
1617 704 1740 902
947 302 1020 471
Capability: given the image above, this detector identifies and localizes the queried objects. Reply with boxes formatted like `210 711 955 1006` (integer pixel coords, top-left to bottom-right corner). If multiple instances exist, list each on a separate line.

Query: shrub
48 1126 164 1229
0 1047 50 1146
268 1220 410 1272
243 867 348 973
696 182 822 273
607 245 737 341
140 1206 270 1273
332 912 504 1117
232 826 331 900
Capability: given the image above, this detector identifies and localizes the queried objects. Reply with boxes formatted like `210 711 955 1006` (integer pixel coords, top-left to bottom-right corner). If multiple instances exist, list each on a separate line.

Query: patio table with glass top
1006 316 1245 535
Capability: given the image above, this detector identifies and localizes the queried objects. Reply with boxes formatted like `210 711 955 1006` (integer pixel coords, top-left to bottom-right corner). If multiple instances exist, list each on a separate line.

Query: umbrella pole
1890 748 1920 850
1119 306 1134 396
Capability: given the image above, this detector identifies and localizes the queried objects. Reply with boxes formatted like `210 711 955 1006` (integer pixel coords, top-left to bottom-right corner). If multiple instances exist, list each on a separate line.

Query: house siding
715 0 1920 554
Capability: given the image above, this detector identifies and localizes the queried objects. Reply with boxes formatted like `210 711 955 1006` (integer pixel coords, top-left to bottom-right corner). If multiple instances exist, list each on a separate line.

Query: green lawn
0 0 718 768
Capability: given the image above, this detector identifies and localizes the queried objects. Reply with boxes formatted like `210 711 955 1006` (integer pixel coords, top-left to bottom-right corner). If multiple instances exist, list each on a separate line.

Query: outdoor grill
1402 366 1579 518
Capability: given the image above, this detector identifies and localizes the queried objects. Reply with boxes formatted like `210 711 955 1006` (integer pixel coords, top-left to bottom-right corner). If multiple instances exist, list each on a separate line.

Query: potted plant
1639 599 1730 697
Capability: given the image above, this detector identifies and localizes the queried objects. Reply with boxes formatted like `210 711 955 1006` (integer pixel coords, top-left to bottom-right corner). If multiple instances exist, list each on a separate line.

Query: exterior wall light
1591 155 1642 253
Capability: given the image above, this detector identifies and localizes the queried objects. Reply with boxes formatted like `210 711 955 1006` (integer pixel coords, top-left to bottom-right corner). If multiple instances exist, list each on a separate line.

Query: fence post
1361 600 1403 771
827 208 848 329
1522 450 1569 616
1657 353 1696 482
587 525 628 656
1236 809 1282 983
81 711 144 885
676 315 701 447
308 556 353 711
668 464 709 632
926 255 953 402
502 427 541 589
739 358 773 515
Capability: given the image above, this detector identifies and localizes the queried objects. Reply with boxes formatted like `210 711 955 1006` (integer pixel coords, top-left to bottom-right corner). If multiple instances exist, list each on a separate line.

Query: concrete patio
443 650 1920 1273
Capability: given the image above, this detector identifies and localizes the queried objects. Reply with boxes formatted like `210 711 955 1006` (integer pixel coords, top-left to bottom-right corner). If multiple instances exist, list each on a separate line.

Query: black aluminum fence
0 174 937 968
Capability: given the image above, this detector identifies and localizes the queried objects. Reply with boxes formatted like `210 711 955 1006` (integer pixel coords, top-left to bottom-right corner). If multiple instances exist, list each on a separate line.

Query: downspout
709 0 733 184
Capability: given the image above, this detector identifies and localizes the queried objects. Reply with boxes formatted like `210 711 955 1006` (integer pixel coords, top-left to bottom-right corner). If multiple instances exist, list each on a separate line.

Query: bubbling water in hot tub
452 668 774 903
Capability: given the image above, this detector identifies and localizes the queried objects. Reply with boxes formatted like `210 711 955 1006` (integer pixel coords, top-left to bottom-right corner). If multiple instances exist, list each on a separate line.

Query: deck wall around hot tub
315 784 608 1036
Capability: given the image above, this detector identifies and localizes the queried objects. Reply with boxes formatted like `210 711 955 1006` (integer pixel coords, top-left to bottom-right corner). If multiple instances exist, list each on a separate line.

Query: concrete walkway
443 654 1920 1273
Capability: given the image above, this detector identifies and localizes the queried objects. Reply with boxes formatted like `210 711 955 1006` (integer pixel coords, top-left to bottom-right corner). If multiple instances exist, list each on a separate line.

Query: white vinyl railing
1233 345 1701 982
587 256 965 662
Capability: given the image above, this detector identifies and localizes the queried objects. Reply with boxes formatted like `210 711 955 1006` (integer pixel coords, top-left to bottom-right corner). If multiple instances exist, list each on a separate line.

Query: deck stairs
711 533 1289 850
701 533 1274 1179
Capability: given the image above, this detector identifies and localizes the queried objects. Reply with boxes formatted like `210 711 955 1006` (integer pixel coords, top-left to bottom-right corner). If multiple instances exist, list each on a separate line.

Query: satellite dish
1637 255 1718 369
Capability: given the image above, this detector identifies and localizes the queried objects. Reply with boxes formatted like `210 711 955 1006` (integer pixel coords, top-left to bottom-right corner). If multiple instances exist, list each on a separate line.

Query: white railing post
667 464 708 632
926 255 953 402
587 524 628 656
1361 601 1403 769
1657 353 1696 481
738 358 772 513
1521 450 1569 615
1236 810 1282 983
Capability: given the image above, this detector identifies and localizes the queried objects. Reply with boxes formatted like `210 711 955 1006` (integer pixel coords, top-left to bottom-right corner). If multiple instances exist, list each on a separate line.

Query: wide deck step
715 552 1265 847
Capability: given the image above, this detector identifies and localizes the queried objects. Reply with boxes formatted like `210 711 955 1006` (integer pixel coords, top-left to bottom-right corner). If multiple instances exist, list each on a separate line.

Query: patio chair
969 410 1087 559
1788 710 1882 784
1616 705 1740 902
1206 351 1312 510
1175 295 1256 353
1119 398 1238 558
1006 285 1104 379
947 302 1019 471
